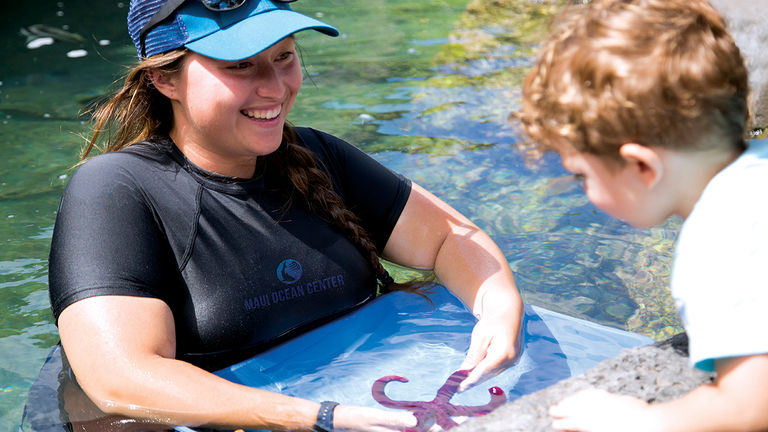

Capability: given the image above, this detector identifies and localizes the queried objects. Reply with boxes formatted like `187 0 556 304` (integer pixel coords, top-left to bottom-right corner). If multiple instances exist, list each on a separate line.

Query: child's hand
549 388 657 432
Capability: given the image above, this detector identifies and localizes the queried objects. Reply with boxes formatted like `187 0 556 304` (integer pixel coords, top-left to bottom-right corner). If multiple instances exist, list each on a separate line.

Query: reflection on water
0 0 680 430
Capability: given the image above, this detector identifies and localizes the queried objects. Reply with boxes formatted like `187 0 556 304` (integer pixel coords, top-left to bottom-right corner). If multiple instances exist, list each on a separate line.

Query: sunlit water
0 1 681 430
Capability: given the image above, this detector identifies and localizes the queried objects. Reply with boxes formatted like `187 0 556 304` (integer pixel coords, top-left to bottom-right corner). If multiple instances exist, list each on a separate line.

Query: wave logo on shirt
276 259 303 284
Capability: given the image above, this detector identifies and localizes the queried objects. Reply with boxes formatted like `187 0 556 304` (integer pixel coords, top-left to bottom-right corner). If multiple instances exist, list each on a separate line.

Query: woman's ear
619 143 664 189
146 68 177 99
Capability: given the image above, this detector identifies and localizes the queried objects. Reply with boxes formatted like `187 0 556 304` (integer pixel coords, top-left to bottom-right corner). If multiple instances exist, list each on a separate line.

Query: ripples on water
0 1 680 429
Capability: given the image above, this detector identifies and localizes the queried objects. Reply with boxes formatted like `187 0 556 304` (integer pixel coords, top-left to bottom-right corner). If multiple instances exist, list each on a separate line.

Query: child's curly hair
517 0 749 162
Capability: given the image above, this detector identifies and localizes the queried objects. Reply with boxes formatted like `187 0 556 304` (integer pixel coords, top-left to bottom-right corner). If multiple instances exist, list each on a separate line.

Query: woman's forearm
59 296 320 430
383 182 522 316
88 355 319 430
432 222 521 319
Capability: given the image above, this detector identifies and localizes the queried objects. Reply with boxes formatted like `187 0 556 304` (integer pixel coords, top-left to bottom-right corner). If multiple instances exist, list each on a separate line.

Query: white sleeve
671 158 768 372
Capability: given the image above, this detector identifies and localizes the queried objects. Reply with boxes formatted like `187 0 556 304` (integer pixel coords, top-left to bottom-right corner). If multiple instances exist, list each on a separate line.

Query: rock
705 0 768 130
454 333 715 432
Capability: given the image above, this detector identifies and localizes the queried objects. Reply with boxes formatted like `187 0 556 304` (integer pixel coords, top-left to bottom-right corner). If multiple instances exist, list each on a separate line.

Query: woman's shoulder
294 127 347 150
66 138 181 196
73 138 177 179
293 126 369 164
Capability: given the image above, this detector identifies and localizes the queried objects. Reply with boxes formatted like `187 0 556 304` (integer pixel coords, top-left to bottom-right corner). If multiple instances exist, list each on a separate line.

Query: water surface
0 1 680 429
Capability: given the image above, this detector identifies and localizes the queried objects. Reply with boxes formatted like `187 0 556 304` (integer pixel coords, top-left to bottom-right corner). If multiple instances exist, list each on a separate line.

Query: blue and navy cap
127 0 339 60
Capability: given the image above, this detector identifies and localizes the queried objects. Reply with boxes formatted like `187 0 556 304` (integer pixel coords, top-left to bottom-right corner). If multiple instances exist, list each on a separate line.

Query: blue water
0 1 680 430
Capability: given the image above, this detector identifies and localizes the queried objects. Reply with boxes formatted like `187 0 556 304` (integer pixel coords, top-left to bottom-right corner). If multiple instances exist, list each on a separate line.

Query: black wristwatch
314 400 339 432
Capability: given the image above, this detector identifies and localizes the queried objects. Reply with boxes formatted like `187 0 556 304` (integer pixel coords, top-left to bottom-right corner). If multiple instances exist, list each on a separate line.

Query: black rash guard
48 127 411 370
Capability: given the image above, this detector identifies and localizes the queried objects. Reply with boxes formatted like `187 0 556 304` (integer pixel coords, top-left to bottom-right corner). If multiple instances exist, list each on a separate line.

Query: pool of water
0 0 682 430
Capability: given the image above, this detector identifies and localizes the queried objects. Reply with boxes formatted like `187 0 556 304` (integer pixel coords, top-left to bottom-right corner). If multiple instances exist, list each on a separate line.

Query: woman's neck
170 129 258 179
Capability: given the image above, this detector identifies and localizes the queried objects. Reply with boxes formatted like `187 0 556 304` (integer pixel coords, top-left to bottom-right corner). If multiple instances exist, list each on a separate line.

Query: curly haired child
517 0 768 430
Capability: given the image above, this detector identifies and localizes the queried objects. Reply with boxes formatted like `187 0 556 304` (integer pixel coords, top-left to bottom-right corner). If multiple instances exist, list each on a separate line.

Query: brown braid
263 126 432 297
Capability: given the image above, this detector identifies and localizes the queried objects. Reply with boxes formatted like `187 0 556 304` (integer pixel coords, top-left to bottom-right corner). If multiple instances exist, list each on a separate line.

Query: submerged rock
20 24 85 44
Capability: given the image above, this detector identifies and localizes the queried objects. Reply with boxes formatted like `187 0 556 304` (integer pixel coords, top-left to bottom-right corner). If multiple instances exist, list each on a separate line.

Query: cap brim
185 9 338 61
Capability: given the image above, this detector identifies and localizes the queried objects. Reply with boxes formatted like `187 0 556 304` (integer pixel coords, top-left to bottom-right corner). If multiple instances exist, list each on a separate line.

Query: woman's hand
334 405 417 432
458 298 522 391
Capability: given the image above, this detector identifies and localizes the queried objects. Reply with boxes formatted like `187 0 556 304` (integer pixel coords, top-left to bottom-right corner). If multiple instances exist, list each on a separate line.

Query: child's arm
549 353 768 432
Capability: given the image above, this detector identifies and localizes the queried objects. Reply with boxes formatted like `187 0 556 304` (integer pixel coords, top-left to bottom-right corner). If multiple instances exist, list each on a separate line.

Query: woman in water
48 0 523 430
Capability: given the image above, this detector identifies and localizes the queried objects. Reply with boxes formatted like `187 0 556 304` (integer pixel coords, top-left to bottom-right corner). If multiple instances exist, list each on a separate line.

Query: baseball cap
127 0 339 60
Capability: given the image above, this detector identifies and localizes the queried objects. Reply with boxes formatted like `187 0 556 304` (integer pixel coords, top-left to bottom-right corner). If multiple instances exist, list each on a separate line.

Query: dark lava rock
454 333 715 432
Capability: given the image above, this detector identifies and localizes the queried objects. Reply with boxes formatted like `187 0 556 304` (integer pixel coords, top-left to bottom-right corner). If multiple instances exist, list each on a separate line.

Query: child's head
518 0 749 163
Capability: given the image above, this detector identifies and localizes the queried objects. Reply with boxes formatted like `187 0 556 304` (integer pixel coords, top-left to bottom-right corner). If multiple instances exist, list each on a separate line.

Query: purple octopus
371 370 506 432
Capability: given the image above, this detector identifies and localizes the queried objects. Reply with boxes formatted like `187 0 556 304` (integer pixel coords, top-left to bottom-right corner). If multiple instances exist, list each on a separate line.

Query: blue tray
22 286 652 431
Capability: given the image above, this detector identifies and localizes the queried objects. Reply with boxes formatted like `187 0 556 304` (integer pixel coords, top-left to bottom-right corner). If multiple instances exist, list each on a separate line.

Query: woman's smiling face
162 37 302 177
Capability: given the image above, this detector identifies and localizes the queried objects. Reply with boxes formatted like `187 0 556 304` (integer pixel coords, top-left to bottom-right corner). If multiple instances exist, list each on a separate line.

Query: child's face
558 148 660 229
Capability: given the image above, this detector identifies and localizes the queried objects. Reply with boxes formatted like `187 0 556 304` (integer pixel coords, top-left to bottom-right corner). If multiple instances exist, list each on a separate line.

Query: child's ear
146 68 177 99
619 143 663 189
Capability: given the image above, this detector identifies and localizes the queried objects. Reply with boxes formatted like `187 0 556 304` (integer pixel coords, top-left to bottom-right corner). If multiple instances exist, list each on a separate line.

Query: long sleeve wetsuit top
48 127 411 370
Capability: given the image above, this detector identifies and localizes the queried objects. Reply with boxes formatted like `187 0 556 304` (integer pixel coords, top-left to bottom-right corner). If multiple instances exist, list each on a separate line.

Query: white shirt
671 139 768 372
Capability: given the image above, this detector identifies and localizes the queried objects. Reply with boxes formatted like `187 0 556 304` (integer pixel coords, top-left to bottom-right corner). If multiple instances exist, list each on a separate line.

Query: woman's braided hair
83 48 429 295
